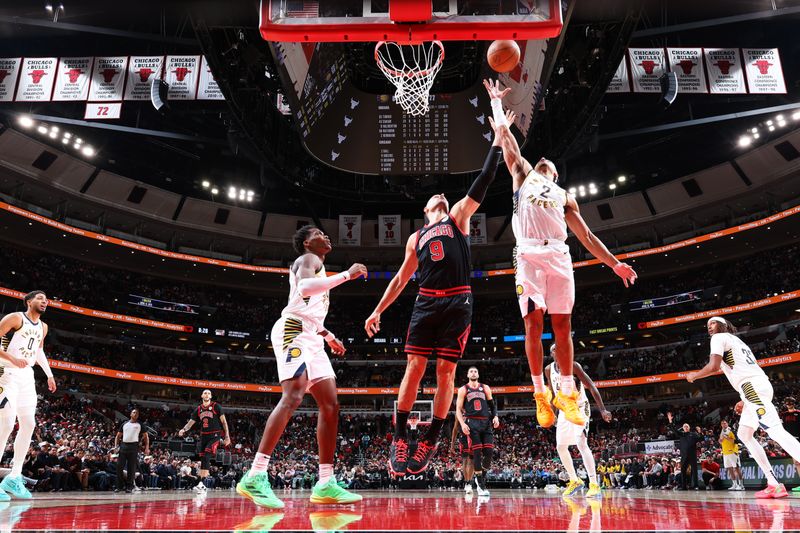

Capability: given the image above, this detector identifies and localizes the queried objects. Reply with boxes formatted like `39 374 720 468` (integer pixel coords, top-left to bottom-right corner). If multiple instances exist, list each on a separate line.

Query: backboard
260 0 563 43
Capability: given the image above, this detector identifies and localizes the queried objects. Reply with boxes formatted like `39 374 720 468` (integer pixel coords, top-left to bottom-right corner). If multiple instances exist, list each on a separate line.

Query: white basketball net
375 40 445 116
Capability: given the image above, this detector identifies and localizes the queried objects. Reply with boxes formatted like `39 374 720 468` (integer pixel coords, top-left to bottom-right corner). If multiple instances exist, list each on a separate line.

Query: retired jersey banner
339 215 362 246
16 57 57 101
667 48 707 93
165 55 200 100
88 56 127 101
124 56 163 100
0 58 22 102
470 213 488 245
628 48 666 93
743 48 787 94
378 215 401 246
197 56 224 100
704 48 747 94
52 57 93 101
606 58 630 93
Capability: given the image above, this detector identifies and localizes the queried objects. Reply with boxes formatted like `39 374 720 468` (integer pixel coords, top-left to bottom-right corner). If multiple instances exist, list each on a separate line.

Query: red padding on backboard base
390 0 432 22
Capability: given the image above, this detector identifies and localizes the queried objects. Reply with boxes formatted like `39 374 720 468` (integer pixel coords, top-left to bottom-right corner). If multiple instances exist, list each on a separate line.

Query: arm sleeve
190 409 200 423
36 348 54 379
709 334 727 356
297 271 351 298
467 146 503 203
215 403 225 417
488 399 498 418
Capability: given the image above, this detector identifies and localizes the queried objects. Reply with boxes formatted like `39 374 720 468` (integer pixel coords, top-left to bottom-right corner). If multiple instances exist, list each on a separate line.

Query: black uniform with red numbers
464 383 494 452
405 215 472 362
192 402 225 462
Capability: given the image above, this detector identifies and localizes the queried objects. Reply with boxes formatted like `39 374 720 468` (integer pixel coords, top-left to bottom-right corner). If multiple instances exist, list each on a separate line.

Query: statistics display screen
629 290 702 312
128 295 198 315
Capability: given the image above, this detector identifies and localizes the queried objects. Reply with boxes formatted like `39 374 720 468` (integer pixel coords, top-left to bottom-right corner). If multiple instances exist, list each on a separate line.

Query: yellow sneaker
309 511 363 531
586 482 602 498
233 512 285 532
553 390 587 426
561 494 587 516
535 389 555 428
562 479 585 497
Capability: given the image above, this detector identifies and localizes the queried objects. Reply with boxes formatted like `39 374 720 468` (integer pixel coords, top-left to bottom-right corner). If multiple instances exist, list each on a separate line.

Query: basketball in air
487 40 520 73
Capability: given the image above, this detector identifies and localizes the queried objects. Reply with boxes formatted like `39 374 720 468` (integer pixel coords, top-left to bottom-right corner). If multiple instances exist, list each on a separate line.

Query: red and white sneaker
755 484 788 499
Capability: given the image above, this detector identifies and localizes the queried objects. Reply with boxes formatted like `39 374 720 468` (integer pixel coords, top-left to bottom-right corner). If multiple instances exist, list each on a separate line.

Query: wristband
491 98 507 127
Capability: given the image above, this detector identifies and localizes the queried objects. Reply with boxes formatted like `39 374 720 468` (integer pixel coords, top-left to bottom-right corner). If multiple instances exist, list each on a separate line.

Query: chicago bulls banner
378 215 401 246
743 48 787 94
88 56 128 101
469 213 487 245
197 56 224 100
606 58 630 93
628 48 666 93
165 55 200 100
338 215 362 246
0 58 22 102
704 48 747 94
667 48 707 93
15 57 57 101
124 56 164 100
52 57 93 101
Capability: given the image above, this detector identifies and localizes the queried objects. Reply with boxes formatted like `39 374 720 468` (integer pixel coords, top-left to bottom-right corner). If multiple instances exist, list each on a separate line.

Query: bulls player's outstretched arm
0 313 26 368
483 79 532 192
564 195 637 288
365 234 419 337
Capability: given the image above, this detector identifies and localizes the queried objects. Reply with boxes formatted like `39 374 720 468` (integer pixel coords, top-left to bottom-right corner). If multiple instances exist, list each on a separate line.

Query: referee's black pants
117 444 139 490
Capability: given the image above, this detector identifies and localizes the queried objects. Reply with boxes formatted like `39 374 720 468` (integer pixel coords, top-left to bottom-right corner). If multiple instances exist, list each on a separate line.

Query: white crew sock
251 452 271 474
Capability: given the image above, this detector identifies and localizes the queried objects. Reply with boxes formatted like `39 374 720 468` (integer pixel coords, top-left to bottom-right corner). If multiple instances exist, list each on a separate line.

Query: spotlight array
202 181 255 202
17 115 95 158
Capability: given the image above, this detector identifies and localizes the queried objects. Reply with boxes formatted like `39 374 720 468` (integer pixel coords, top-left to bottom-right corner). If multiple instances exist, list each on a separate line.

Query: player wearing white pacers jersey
0 290 57 500
237 225 366 509
687 316 800 499
485 79 637 430
545 344 611 499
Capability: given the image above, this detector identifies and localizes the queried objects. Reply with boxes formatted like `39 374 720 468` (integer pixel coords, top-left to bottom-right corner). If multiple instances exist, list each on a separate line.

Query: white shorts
271 316 335 388
737 377 781 430
514 241 575 316
0 368 37 418
555 411 589 447
723 453 741 469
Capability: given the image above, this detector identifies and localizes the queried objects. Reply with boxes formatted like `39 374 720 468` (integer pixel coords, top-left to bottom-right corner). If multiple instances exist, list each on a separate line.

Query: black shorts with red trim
458 431 472 457
467 417 494 450
199 432 223 458
405 288 472 362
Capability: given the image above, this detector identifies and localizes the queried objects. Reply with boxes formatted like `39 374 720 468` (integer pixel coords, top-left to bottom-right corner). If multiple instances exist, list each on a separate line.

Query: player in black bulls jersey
455 366 499 497
365 106 514 476
178 389 231 494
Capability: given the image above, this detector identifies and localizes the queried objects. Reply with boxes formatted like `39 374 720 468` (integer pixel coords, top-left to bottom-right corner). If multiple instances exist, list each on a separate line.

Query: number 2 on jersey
429 240 445 262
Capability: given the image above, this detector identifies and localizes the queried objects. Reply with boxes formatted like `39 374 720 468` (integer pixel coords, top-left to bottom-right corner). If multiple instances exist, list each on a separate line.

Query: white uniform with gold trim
272 262 335 386
549 362 590 445
711 332 780 429
0 312 43 416
512 170 575 316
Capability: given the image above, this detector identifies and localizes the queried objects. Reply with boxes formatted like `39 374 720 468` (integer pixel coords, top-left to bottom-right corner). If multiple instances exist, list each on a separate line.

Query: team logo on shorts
288 347 302 359
516 284 524 296
757 408 766 417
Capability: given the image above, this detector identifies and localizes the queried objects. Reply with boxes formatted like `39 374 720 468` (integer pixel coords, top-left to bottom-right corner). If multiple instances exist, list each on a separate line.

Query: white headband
707 316 727 325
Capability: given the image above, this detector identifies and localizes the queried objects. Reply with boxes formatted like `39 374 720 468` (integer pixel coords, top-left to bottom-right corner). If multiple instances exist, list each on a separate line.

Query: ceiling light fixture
738 135 752 147
617 175 626 183
609 183 617 190
201 180 210 188
37 125 48 134
81 146 95 157
18 116 34 128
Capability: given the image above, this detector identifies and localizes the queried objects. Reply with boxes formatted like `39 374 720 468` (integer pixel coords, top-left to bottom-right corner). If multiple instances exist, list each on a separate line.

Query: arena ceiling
0 0 798 219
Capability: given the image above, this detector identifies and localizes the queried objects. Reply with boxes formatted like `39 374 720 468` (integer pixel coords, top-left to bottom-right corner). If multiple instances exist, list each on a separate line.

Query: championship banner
667 48 707 93
15 57 57 101
743 48 787 94
52 57 93 101
124 56 164 100
378 214 401 246
704 48 747 94
470 213 487 245
628 48 666 93
644 440 677 455
0 58 22 102
606 58 630 93
165 55 200 100
88 56 128 101
338 215 362 246
197 56 224 100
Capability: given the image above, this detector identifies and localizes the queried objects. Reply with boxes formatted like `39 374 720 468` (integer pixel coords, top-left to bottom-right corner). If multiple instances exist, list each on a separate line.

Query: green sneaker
237 471 285 509
792 485 800 493
233 512 285 532
0 476 31 499
310 477 363 504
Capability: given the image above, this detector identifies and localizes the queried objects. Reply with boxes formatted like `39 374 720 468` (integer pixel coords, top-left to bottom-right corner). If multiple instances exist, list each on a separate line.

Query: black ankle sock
423 416 446 443
395 410 410 439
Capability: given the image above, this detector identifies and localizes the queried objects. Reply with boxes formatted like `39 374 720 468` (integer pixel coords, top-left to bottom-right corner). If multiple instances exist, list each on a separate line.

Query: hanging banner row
0 56 224 102
607 48 786 94
338 213 488 246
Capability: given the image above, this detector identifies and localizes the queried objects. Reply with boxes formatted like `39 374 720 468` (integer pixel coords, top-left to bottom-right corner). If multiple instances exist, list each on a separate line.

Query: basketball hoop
375 40 445 116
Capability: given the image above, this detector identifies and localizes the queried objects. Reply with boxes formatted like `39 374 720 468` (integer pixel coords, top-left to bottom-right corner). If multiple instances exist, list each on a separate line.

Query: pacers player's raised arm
484 78 532 190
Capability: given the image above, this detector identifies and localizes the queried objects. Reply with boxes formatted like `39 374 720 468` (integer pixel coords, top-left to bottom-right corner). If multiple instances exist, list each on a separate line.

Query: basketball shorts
199 432 223 458
272 316 335 387
555 410 590 447
514 241 575 316
737 377 781 430
0 367 37 418
466 417 494 452
405 293 472 362
458 431 472 457
723 453 741 469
